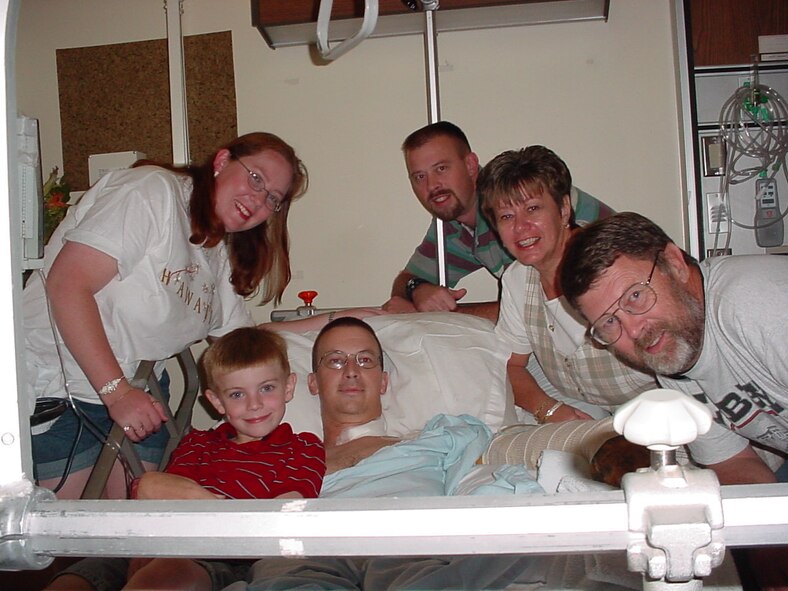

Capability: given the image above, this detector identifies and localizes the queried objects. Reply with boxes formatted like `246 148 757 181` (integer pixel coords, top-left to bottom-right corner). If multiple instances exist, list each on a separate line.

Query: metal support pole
424 9 440 125
165 0 190 165
422 4 448 288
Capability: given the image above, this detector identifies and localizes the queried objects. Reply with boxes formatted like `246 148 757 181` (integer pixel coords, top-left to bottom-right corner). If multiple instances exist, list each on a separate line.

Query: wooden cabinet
252 0 609 49
254 0 546 26
689 0 787 67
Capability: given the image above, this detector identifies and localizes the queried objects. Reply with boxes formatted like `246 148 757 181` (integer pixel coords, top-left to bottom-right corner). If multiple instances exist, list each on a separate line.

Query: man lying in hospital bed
233 313 740 591
40 311 743 590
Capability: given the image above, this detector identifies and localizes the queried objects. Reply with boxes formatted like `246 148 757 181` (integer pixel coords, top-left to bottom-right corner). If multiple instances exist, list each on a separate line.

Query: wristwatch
405 277 430 301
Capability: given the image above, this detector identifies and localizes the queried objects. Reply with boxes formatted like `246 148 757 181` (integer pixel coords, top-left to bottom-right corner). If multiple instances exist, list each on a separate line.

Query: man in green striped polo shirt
383 121 613 321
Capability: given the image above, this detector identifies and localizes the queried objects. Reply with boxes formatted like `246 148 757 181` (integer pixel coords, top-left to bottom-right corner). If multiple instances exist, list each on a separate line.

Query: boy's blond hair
199 327 290 392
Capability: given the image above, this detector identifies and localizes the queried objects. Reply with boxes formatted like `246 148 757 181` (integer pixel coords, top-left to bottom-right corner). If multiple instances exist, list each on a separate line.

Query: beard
629 284 705 376
427 190 465 221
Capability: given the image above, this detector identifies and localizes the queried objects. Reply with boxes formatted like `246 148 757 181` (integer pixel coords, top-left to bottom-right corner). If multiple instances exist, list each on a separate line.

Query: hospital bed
3 312 787 590
2 1 787 588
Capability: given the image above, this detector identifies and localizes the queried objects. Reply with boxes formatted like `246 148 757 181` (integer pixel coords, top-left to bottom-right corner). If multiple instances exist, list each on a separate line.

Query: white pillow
280 312 516 439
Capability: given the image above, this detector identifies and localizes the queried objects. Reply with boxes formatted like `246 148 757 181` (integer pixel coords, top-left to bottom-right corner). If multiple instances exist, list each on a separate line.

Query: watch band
405 277 430 301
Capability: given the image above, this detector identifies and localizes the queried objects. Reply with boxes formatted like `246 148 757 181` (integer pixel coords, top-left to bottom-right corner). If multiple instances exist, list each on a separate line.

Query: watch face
406 277 428 301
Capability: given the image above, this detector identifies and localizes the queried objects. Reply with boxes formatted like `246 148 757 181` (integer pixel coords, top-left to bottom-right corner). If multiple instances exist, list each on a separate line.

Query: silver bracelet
542 401 564 421
98 377 125 397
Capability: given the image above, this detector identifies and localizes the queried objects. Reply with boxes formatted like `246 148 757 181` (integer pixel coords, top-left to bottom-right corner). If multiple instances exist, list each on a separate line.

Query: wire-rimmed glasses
588 252 661 346
318 350 382 370
237 159 283 212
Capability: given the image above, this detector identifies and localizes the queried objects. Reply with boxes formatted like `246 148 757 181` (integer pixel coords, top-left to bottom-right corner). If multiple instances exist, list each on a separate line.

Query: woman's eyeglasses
237 159 284 212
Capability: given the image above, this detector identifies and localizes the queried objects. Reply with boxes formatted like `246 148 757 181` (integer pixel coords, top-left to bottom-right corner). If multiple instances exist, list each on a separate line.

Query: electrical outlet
706 192 730 234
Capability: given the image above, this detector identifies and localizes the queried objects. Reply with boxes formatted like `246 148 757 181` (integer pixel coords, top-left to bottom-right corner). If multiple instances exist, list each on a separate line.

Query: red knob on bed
297 290 318 306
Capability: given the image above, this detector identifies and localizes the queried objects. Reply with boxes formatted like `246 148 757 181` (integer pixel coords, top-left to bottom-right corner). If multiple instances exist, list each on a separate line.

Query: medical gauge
754 177 783 247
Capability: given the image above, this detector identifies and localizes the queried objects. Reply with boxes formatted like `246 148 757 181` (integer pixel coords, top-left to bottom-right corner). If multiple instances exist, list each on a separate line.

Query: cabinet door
252 0 609 49
690 0 787 67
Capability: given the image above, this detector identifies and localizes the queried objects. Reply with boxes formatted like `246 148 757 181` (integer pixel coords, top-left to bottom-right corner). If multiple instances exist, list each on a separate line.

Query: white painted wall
15 0 687 325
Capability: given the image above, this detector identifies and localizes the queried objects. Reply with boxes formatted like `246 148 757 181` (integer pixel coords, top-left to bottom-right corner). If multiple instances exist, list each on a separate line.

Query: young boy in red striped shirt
125 327 325 591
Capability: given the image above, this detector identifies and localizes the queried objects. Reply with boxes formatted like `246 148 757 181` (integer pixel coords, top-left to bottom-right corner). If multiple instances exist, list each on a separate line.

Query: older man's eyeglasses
318 350 381 370
588 252 661 346
237 159 283 213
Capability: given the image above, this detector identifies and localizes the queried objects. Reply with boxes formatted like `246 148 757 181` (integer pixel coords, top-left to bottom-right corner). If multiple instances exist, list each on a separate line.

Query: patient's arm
326 436 401 474
382 295 417 313
134 471 222 500
507 353 592 422
456 301 499 322
262 307 387 333
386 295 499 322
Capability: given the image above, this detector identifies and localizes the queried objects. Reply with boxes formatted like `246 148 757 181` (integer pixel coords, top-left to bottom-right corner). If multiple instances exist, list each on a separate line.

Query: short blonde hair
199 327 290 392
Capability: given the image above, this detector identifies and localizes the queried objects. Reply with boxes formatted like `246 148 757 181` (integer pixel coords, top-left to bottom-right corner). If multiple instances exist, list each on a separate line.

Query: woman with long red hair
23 132 308 499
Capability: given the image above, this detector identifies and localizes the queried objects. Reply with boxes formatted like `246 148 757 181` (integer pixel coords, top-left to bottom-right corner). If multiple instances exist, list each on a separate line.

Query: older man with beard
561 212 788 591
560 212 788 591
560 211 788 486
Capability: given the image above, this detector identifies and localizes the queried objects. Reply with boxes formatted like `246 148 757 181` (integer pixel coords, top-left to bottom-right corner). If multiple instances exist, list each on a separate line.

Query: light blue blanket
320 413 543 498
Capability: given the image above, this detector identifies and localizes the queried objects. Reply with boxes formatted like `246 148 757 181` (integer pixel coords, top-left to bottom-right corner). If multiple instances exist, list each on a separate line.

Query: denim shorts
54 557 251 591
776 458 788 483
32 372 171 482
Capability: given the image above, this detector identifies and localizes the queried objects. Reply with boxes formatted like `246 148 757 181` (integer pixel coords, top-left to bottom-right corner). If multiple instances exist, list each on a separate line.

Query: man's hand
412 283 467 312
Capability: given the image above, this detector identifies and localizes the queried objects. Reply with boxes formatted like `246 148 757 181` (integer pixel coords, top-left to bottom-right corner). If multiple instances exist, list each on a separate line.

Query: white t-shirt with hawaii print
23 166 253 416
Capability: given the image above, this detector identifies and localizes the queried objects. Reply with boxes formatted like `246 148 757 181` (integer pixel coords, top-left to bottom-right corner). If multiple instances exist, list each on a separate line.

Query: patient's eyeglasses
588 251 661 346
237 159 283 213
318 350 382 370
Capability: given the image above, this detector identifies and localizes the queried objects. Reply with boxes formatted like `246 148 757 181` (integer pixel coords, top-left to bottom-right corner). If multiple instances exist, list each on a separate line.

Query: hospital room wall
15 0 686 322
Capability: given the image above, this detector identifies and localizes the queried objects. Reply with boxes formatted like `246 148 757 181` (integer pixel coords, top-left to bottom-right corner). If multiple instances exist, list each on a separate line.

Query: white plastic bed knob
613 389 713 451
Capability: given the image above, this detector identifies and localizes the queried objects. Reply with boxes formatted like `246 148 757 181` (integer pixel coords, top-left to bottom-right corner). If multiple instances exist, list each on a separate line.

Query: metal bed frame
2 477 788 590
